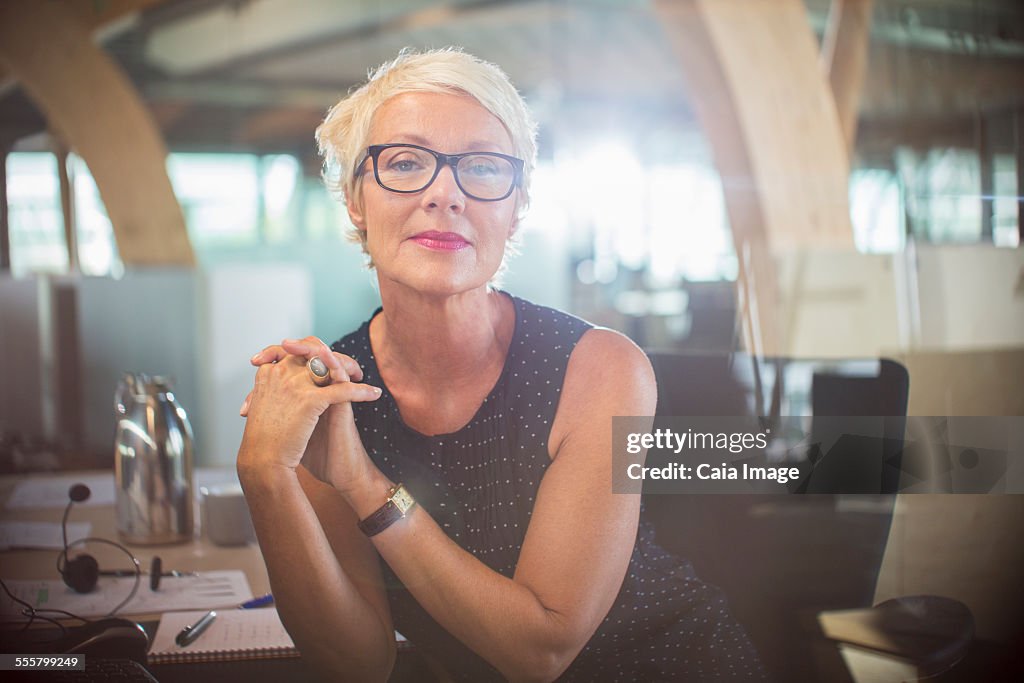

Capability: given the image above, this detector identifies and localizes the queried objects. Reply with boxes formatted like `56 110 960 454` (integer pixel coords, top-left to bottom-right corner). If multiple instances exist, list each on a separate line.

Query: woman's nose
422 164 466 213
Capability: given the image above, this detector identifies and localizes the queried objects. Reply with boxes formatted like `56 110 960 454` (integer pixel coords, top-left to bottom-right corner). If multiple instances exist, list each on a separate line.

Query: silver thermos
114 373 195 544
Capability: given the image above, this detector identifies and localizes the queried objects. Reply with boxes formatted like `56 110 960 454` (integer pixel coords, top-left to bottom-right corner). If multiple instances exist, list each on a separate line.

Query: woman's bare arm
239 460 396 681
237 354 396 682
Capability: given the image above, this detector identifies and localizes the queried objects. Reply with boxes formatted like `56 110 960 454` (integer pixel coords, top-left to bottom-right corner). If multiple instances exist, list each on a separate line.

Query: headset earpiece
63 554 99 593
150 556 163 591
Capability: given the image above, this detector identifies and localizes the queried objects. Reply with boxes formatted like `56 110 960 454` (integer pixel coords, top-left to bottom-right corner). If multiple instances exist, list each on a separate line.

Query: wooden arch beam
822 0 875 154
654 0 855 355
0 2 193 267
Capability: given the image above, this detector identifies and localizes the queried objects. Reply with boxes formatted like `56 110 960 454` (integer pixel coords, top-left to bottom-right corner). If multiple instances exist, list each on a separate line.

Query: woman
237 49 764 682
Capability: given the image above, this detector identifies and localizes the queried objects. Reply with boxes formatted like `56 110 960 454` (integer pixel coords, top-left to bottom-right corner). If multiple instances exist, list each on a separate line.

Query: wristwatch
357 484 416 537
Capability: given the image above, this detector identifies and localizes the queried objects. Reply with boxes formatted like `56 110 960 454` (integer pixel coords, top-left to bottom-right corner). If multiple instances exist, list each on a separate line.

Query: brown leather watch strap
357 484 415 537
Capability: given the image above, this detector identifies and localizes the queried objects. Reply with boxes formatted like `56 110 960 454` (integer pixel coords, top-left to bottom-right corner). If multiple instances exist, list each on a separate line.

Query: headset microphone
60 485 100 593
68 483 91 503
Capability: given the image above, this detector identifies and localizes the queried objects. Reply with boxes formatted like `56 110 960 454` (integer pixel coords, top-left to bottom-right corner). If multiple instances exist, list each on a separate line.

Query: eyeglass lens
375 146 516 200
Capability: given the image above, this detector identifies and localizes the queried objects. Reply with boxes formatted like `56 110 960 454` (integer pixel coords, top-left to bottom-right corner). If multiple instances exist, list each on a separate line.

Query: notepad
148 608 298 664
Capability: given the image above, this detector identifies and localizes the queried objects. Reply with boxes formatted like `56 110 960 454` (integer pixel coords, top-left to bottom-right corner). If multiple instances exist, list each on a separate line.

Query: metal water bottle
114 373 195 544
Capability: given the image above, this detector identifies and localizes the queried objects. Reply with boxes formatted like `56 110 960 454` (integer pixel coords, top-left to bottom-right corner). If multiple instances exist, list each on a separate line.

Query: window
166 153 261 246
993 153 1019 248
6 153 67 276
849 168 904 254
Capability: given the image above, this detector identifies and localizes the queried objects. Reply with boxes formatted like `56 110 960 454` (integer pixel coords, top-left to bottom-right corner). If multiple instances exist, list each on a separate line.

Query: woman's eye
464 160 499 176
389 159 423 173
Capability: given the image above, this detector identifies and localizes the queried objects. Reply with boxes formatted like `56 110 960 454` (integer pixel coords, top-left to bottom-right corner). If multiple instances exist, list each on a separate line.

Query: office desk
0 470 440 682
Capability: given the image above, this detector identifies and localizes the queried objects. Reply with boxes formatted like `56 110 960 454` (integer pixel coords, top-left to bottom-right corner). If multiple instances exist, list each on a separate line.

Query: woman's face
348 91 520 296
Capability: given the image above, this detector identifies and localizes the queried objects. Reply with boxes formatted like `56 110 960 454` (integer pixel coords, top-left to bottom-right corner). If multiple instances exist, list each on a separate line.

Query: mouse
59 618 150 662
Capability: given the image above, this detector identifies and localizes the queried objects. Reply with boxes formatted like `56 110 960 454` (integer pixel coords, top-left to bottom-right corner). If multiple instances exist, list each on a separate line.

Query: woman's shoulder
571 327 656 399
547 325 657 457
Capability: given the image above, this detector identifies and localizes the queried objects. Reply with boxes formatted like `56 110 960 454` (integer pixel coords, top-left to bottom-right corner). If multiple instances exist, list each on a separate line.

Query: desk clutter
1 571 253 620
0 466 292 679
2 480 253 623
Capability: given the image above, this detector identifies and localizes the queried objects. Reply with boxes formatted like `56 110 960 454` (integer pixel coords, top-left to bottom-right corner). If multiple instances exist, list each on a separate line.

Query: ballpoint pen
175 610 217 647
239 593 275 609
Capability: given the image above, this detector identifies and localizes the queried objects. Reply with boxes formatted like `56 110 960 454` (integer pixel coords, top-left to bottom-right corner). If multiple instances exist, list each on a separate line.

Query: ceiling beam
822 0 875 154
147 0 547 78
144 79 342 109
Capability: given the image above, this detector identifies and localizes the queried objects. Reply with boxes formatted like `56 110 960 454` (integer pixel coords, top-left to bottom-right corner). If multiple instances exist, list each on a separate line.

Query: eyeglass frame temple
358 143 524 201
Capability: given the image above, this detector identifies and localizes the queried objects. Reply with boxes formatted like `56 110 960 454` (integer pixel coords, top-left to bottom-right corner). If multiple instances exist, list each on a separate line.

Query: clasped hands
237 336 382 492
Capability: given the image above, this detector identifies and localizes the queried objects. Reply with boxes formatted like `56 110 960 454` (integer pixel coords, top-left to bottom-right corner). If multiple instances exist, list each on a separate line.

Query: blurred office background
0 1 1022 678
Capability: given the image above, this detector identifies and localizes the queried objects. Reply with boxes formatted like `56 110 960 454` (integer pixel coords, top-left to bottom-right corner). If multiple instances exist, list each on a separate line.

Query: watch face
391 486 416 514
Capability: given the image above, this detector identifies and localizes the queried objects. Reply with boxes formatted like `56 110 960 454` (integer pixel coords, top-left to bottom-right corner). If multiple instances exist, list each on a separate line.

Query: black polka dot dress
331 294 767 682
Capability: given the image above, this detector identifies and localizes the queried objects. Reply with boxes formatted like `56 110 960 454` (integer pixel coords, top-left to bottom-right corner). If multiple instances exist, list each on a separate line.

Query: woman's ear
346 195 367 233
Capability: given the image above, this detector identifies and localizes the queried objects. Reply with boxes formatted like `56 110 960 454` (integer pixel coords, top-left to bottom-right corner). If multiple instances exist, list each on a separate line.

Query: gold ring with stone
307 357 331 386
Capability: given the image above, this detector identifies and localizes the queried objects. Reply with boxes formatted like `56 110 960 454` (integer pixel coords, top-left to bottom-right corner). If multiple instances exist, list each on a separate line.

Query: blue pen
239 593 275 609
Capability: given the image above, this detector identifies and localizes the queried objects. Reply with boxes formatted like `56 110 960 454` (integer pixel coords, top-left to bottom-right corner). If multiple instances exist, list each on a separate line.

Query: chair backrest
643 350 909 681
807 360 908 494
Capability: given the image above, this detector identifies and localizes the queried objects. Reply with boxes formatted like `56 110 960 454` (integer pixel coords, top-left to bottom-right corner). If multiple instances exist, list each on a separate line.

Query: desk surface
0 469 270 621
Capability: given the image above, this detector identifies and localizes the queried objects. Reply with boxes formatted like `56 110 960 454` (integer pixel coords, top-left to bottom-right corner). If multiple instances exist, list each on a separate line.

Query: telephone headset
0 481 194 651
58 483 190 594
57 483 145 602
0 482 180 632
0 483 132 634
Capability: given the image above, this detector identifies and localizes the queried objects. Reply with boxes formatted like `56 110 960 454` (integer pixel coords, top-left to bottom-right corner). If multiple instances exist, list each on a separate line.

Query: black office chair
642 351 972 682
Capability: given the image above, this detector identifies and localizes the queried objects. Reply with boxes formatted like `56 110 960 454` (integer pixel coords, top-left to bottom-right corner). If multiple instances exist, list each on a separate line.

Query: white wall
197 264 311 466
197 239 379 347
915 245 1024 350
776 249 904 359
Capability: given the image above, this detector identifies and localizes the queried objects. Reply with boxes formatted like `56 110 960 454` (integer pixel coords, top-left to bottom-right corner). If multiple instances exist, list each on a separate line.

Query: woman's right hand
237 339 381 478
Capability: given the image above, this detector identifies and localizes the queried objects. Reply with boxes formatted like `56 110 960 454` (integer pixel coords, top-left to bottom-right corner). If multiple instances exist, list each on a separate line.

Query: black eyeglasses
359 143 524 202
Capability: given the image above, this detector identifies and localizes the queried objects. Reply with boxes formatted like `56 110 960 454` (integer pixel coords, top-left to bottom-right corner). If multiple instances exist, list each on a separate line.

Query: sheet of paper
0 521 91 550
5 469 240 511
6 473 115 509
0 570 252 620
149 608 295 656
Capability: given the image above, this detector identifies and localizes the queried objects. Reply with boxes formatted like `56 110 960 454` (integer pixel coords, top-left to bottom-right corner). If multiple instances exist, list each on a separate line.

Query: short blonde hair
316 48 538 257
